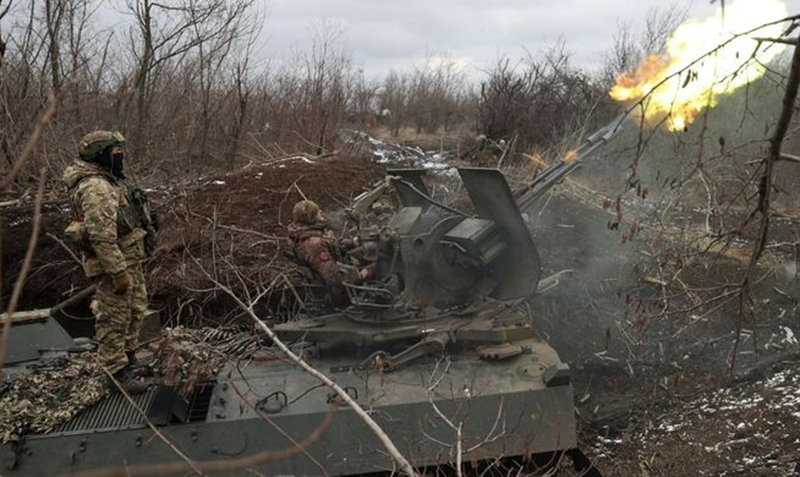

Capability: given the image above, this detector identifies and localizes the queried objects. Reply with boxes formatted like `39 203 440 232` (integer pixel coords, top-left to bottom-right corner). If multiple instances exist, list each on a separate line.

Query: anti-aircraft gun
271 113 626 469
0 115 625 476
276 114 626 363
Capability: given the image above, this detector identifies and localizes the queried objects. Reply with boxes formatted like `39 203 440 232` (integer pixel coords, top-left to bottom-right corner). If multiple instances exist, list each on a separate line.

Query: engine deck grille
51 388 157 434
187 384 214 422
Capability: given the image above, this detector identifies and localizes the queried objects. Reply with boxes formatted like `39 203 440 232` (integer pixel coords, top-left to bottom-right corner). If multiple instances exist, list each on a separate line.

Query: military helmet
78 130 126 162
293 200 322 225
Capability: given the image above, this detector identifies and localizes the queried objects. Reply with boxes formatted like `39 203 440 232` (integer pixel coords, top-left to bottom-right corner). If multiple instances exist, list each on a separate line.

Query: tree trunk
45 0 63 93
227 81 248 170
134 0 154 162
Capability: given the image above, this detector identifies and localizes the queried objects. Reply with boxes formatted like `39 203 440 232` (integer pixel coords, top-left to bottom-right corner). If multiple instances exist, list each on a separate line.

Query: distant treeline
0 1 728 186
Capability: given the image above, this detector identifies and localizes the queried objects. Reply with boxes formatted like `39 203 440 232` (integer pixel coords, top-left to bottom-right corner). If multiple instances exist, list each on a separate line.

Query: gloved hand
112 271 132 295
358 264 376 282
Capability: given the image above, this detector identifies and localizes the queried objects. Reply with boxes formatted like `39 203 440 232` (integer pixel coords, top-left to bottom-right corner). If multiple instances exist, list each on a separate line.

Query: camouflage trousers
90 263 147 374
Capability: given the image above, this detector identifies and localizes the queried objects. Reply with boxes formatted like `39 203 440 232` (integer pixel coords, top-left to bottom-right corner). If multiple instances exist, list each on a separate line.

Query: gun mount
378 166 543 307
276 113 629 343
336 114 627 312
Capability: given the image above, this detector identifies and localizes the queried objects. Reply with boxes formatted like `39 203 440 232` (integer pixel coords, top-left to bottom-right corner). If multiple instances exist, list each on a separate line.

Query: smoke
527 191 640 364
524 64 800 372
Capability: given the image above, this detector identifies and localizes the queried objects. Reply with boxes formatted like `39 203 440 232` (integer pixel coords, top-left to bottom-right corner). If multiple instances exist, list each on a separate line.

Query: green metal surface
4 317 74 365
3 336 576 476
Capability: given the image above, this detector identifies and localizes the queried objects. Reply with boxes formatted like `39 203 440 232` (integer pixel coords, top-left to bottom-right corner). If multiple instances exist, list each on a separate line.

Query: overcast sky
261 0 699 77
254 0 798 78
6 0 796 79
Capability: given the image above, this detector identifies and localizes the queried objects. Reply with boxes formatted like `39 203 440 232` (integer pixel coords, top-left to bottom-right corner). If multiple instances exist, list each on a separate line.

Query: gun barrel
516 114 626 211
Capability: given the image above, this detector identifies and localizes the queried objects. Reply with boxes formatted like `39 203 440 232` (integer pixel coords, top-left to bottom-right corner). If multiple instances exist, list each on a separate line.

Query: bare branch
0 94 59 192
752 36 799 46
778 152 800 164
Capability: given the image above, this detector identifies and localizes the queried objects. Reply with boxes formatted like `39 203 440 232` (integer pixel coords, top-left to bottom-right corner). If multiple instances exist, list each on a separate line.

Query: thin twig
76 366 203 476
45 231 83 265
190 211 287 243
752 36 799 46
778 152 800 164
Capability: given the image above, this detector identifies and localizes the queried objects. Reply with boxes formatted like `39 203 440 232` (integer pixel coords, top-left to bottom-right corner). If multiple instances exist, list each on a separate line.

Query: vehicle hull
2 337 577 476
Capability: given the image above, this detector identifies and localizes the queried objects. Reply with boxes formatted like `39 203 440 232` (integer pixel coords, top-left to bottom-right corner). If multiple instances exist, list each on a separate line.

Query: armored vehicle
0 116 625 476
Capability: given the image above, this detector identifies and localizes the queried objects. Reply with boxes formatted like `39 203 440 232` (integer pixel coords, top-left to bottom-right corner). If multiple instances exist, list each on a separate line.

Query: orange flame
610 55 668 102
563 149 579 163
610 0 788 131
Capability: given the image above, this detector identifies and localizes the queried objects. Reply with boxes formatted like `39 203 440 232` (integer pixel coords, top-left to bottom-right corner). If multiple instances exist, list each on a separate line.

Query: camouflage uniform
63 149 148 375
289 200 363 304
288 223 361 287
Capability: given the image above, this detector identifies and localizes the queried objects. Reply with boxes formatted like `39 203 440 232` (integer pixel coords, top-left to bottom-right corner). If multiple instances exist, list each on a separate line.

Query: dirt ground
580 355 800 476
530 188 800 476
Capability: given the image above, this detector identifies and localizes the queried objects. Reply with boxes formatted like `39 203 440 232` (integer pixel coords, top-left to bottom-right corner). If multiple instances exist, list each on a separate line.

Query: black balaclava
94 148 126 179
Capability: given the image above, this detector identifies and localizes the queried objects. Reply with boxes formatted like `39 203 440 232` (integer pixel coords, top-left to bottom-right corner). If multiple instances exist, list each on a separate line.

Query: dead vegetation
581 354 800 476
0 354 105 443
1 1 800 475
151 326 260 395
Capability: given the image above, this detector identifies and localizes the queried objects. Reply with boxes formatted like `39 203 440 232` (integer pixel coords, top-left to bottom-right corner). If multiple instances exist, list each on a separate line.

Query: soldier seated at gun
288 200 376 306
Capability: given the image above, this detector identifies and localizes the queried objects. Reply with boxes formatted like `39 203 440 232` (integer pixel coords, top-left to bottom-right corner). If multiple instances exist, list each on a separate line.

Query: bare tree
298 20 352 154
125 0 253 161
44 0 65 92
0 0 13 66
602 6 687 85
378 69 409 137
406 51 467 134
223 56 251 169
63 0 100 122
222 17 262 170
478 43 606 153
348 71 379 129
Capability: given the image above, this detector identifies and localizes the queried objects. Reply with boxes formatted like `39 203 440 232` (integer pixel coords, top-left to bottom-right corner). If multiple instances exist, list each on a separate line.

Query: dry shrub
151 326 260 395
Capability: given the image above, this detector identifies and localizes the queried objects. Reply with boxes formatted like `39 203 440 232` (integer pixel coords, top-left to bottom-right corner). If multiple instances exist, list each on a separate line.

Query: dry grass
370 125 476 152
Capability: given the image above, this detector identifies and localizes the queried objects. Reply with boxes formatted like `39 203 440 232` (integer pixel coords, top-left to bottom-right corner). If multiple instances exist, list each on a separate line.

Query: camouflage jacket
288 223 359 286
63 159 147 277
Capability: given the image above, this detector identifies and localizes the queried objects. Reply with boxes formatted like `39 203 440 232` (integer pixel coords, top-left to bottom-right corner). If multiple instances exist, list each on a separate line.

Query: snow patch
781 326 798 346
344 130 457 176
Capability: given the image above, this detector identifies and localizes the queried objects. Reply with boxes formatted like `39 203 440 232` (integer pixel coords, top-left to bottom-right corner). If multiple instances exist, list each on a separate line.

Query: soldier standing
63 131 158 394
289 200 372 305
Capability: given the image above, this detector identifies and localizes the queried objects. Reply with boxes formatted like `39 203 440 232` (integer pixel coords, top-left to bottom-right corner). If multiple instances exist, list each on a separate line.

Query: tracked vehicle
1 116 625 476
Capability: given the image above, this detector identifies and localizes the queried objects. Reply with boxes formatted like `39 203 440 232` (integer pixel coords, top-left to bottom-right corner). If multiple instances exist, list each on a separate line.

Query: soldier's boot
126 351 147 372
108 367 148 395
